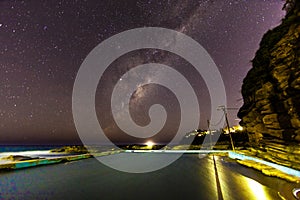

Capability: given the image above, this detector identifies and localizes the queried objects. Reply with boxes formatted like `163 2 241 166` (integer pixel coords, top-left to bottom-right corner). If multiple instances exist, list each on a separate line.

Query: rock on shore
238 1 300 170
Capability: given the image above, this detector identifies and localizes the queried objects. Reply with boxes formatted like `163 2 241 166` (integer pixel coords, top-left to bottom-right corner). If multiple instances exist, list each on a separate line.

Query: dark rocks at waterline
1 155 40 161
50 146 89 154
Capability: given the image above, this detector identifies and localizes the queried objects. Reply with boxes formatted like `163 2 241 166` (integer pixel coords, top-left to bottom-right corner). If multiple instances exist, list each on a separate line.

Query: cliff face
238 1 300 144
238 1 300 169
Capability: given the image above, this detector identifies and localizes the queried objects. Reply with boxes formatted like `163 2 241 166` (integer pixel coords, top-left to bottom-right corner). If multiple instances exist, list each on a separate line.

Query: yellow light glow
238 125 243 131
245 177 270 200
146 141 154 148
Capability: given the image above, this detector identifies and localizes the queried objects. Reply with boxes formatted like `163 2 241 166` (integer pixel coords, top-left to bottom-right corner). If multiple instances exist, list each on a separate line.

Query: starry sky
0 0 285 144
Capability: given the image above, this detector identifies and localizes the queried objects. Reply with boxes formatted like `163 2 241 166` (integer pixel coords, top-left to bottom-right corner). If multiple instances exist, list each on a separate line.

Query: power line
209 113 225 127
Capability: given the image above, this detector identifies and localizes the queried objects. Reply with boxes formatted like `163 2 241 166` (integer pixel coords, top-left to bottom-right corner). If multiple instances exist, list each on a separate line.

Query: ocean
0 145 74 165
0 145 116 165
0 145 63 153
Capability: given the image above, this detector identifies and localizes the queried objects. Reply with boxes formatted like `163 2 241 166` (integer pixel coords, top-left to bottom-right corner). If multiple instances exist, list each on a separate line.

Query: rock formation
238 0 300 169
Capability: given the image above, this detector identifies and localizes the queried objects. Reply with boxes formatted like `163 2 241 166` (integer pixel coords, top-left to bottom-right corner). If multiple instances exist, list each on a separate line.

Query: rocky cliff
238 1 300 170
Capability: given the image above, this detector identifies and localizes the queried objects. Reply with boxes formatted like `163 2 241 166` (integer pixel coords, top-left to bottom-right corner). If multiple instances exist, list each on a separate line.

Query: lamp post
207 119 212 150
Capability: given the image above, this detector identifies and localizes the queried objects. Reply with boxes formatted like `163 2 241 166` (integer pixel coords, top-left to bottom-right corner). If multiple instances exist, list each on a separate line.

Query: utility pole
218 106 235 152
207 119 212 150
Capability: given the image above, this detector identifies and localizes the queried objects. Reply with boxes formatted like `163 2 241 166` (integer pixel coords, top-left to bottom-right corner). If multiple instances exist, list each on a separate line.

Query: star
0 0 285 144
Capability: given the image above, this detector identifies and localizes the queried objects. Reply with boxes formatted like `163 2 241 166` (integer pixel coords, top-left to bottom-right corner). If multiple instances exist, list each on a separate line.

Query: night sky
0 0 285 144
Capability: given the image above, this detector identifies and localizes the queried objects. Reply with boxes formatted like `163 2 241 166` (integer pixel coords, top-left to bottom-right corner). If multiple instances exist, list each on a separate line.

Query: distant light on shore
146 141 154 148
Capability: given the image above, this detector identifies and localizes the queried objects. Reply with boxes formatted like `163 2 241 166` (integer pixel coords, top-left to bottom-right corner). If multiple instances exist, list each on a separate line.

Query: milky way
0 0 285 144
